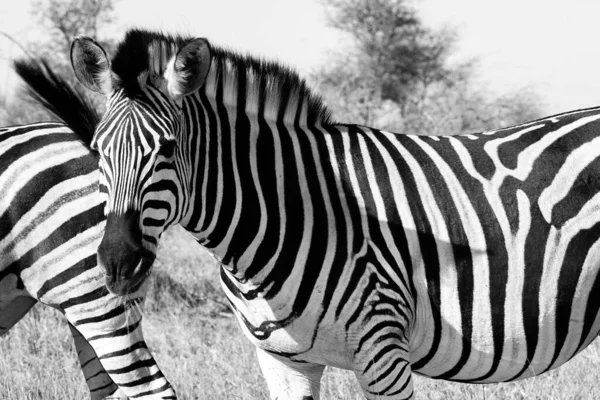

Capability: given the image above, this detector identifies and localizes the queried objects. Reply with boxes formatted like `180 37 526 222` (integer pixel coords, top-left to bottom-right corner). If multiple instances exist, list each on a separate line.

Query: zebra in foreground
21 28 600 399
1 62 176 399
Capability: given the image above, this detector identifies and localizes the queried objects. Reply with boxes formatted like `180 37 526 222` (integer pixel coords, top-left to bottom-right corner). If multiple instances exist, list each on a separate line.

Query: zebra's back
0 122 103 305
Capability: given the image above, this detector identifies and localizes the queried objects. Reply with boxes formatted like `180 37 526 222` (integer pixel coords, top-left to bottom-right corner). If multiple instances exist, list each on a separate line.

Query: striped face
92 87 183 295
71 34 212 295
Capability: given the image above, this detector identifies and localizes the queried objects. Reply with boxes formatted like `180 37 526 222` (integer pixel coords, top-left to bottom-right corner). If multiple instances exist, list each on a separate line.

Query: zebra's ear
71 37 113 95
166 38 211 99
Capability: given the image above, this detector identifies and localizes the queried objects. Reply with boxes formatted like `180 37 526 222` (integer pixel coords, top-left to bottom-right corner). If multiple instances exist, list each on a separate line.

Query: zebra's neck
179 69 331 285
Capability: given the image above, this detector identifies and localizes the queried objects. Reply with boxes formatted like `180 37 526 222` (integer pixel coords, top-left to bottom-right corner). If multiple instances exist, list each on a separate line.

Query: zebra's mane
111 29 333 126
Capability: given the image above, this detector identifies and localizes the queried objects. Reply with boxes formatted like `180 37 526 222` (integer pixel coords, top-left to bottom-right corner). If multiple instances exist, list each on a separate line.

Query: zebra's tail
13 58 99 147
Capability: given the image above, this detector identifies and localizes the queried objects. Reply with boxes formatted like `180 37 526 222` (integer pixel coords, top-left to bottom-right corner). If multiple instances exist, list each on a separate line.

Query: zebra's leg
0 295 37 336
351 330 414 400
0 271 37 336
68 323 128 400
63 298 176 400
256 348 325 400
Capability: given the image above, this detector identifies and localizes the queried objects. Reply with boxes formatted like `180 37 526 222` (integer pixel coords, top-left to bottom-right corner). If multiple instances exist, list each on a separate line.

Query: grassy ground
2 226 600 399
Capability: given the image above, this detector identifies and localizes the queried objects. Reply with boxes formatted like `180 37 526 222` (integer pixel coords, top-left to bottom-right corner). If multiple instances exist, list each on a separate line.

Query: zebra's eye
158 140 177 159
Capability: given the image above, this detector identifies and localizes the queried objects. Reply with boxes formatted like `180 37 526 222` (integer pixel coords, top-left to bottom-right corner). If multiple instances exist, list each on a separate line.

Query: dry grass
2 225 600 399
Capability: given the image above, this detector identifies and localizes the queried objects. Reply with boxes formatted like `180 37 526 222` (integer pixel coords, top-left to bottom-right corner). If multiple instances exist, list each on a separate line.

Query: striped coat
19 29 600 399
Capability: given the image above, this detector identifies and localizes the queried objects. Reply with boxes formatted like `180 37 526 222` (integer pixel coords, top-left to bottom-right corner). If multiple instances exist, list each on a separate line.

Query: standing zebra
21 28 600 399
1 61 176 399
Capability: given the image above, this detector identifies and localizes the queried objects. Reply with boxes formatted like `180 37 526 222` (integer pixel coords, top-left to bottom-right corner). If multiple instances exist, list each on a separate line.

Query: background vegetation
314 0 543 133
1 0 589 399
1 0 544 131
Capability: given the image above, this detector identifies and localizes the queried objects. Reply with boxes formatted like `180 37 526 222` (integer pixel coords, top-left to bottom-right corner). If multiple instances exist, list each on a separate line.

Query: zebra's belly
414 322 600 383
231 306 355 369
410 275 600 383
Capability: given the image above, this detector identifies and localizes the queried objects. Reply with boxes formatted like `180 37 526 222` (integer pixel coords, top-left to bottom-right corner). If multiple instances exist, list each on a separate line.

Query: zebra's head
70 32 212 295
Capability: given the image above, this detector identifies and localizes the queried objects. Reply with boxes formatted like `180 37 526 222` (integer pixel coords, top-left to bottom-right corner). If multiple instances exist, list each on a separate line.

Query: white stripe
539 134 600 222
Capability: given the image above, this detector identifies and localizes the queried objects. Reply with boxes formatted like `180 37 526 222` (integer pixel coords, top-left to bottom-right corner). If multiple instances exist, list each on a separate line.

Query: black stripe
222 65 260 268
104 357 158 375
71 299 142 326
99 341 148 360
128 382 174 398
37 254 97 299
10 204 104 275
89 381 117 394
187 91 210 230
59 286 108 310
87 319 141 342
545 221 600 372
0 123 63 144
552 158 600 227
579 269 600 349
117 370 166 388
242 103 280 280
202 68 235 247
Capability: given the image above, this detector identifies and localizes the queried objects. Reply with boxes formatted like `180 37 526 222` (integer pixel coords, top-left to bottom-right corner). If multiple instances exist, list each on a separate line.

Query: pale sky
2 0 600 115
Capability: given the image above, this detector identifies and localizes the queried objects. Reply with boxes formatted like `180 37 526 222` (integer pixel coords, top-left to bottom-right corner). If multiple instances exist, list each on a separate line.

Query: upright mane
111 29 334 126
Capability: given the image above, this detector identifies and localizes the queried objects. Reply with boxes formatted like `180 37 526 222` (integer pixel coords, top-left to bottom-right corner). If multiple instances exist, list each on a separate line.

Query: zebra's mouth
104 251 155 296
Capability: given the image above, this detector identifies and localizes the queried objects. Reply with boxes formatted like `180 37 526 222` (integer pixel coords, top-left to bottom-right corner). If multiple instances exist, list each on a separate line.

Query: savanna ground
1 226 600 399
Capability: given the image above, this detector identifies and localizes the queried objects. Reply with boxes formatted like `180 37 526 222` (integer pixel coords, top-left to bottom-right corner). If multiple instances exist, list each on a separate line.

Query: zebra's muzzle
97 210 155 295
104 256 154 296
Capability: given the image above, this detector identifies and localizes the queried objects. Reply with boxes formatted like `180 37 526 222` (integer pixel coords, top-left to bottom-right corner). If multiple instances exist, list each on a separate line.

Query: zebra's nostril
132 259 144 276
122 249 142 278
98 209 145 281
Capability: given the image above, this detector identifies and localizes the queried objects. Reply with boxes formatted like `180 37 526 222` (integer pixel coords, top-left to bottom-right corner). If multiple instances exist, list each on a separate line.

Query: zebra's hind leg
68 323 127 400
256 348 325 400
352 330 414 399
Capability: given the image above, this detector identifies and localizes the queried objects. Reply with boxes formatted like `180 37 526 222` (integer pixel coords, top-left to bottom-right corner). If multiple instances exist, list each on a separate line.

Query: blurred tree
32 0 117 64
315 0 544 134
0 98 51 126
311 51 383 126
0 32 54 125
0 0 118 125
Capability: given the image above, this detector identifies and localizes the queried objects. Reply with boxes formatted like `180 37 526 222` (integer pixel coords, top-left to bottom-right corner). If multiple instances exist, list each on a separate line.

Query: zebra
20 28 600 399
1 60 176 399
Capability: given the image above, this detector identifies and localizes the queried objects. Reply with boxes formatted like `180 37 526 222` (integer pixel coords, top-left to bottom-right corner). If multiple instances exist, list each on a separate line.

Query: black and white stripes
21 28 600 399
0 120 176 399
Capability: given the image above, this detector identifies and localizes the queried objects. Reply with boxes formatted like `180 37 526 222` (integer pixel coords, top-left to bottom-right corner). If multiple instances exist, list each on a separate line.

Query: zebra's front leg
69 323 127 400
64 298 176 400
256 349 325 400
352 330 414 400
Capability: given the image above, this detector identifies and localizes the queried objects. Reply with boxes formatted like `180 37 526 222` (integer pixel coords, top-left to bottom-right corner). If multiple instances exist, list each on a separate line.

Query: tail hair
13 58 99 147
